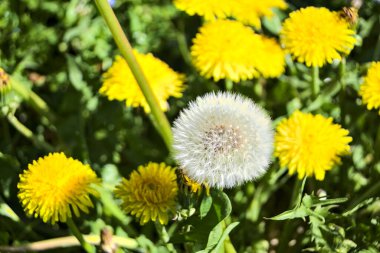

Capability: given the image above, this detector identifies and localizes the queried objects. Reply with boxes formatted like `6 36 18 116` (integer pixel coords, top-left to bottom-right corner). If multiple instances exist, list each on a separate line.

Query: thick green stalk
94 0 173 149
311 66 320 98
66 218 95 253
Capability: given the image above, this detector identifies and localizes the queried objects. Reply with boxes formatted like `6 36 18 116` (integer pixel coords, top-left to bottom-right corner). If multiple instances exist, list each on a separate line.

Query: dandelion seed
281 7 356 67
359 62 380 114
172 92 274 189
274 111 352 180
114 163 178 225
100 52 184 113
17 153 100 224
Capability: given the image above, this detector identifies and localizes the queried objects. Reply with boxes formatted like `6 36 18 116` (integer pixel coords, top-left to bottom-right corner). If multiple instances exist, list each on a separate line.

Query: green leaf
268 206 309 221
200 194 213 219
211 222 239 253
172 190 232 250
210 189 232 221
197 222 239 253
310 197 348 207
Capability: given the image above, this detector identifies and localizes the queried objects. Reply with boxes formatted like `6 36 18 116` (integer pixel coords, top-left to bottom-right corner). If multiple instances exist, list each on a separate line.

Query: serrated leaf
310 196 348 207
268 206 309 221
197 222 239 253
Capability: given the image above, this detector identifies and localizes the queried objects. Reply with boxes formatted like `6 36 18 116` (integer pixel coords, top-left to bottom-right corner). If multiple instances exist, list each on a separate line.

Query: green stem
277 178 305 253
94 0 173 150
339 58 347 123
155 222 176 252
339 58 346 90
286 55 297 76
347 176 380 210
246 169 288 222
374 126 380 162
373 17 380 60
222 220 237 253
175 20 192 66
311 66 320 98
225 79 233 91
224 239 237 253
7 113 53 151
10 77 55 123
66 218 95 253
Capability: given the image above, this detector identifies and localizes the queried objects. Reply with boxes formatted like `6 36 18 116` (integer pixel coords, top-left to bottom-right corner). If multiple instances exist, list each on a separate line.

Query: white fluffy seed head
172 92 274 189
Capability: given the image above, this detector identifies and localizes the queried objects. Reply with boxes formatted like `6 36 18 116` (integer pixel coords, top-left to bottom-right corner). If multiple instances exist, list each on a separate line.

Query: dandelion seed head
172 92 273 189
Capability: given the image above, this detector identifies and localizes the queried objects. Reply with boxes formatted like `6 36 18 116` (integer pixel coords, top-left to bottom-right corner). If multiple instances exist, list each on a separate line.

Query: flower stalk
10 77 55 123
277 178 306 253
339 58 346 90
94 0 173 149
155 222 176 252
67 218 95 253
7 113 53 151
225 79 233 91
311 66 320 97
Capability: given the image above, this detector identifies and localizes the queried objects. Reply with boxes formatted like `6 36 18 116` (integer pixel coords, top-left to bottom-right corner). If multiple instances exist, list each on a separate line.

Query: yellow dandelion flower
359 62 380 114
275 111 352 181
281 7 356 67
255 37 286 78
17 153 100 224
100 52 184 113
231 0 287 28
191 20 260 82
114 163 178 225
173 0 232 20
